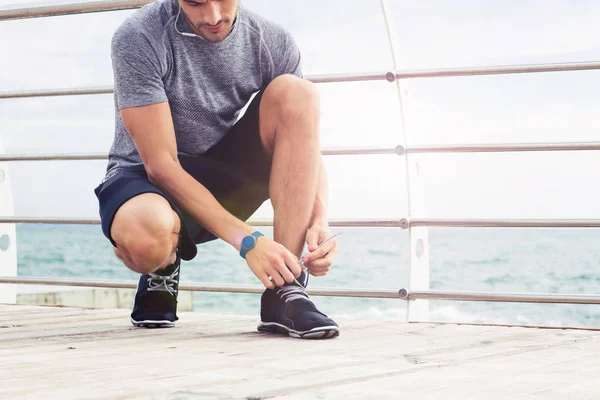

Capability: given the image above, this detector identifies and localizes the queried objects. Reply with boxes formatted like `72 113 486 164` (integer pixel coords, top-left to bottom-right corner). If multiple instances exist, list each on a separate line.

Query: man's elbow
145 158 180 186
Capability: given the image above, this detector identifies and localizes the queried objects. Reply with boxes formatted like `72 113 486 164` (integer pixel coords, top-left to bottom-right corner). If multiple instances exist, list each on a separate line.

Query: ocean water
15 224 600 328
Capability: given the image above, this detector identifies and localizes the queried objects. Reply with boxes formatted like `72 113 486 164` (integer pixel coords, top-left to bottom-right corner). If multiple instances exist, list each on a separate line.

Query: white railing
1 0 600 325
0 148 399 162
6 217 600 229
0 217 407 228
4 61 600 99
0 135 16 304
4 142 600 162
0 0 154 20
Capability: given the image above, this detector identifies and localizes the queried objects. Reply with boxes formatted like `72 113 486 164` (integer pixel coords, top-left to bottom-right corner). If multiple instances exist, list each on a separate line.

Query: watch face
242 236 255 249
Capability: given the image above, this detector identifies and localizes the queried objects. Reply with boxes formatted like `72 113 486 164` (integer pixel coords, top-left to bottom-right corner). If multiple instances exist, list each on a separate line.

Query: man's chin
197 30 230 43
204 35 226 43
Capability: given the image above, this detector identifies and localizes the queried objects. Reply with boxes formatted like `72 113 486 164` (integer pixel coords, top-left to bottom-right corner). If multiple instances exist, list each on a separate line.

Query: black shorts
94 91 271 261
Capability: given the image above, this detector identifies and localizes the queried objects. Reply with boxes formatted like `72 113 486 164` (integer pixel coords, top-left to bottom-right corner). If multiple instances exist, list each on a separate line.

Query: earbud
174 5 199 38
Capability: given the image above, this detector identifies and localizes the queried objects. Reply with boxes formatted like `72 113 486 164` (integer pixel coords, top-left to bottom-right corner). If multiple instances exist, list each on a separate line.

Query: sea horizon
12 224 600 328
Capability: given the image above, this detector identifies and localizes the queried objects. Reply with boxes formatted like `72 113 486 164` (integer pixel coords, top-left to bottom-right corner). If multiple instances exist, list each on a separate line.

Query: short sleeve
268 29 303 80
111 24 168 109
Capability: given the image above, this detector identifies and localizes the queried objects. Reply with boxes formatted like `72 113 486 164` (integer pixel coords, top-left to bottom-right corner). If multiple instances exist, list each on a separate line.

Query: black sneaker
130 252 181 328
257 271 339 339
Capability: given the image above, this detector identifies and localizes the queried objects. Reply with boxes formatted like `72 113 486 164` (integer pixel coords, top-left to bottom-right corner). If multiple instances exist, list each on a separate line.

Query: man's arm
121 103 250 248
120 102 301 288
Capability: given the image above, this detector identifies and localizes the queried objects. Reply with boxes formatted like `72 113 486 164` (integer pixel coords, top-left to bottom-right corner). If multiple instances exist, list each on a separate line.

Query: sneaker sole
131 318 175 329
257 322 339 339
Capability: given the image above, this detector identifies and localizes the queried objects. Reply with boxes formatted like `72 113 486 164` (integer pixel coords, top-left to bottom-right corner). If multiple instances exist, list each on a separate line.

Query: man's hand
245 237 302 288
302 222 339 277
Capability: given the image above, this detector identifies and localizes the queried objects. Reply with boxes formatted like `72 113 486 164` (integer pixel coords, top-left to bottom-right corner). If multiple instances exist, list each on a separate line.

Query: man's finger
312 231 331 251
328 245 339 259
303 239 337 264
310 246 339 266
276 262 296 284
308 264 331 274
306 258 332 270
259 273 275 289
267 268 286 287
284 253 302 277
306 228 320 251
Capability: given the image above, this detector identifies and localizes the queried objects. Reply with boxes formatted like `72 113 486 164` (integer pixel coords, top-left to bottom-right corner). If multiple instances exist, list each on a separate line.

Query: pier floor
1 304 599 399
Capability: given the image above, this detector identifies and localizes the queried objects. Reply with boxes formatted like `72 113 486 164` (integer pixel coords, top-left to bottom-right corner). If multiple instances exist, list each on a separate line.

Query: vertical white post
406 161 430 322
380 0 430 322
0 135 17 304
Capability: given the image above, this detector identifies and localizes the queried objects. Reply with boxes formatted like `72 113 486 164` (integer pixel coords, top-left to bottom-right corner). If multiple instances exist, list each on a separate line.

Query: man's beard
188 2 240 42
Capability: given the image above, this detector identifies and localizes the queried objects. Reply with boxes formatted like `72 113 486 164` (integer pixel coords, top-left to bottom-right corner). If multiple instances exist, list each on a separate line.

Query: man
94 0 340 339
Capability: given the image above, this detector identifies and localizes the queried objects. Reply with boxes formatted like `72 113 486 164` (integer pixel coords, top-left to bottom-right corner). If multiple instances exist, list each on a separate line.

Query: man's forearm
148 156 328 250
148 159 254 251
311 157 329 226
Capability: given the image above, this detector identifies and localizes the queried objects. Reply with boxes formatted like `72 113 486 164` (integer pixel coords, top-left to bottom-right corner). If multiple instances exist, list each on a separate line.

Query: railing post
406 163 430 322
379 0 430 322
0 134 17 304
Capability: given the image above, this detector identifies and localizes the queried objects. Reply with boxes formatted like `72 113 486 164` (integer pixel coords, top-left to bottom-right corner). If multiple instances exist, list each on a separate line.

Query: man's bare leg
111 193 180 275
256 77 339 338
110 193 182 328
259 74 321 258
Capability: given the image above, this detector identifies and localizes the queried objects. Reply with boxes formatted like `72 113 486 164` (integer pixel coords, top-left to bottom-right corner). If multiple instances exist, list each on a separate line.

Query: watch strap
240 231 263 259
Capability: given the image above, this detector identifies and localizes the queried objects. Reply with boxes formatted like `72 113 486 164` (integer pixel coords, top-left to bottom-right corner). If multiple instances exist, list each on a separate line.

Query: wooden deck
1 304 599 399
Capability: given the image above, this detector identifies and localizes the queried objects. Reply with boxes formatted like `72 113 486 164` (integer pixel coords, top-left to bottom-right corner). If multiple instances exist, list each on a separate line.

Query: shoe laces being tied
147 266 180 296
276 283 313 304
274 232 343 304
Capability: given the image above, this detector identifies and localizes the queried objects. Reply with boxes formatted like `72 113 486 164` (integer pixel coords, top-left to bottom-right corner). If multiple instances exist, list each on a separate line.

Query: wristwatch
240 231 264 259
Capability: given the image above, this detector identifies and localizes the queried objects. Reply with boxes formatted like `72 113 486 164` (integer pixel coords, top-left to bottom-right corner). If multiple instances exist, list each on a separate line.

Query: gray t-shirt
105 0 302 179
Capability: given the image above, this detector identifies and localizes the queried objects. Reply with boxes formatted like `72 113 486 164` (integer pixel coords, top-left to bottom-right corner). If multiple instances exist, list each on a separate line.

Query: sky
0 0 599 221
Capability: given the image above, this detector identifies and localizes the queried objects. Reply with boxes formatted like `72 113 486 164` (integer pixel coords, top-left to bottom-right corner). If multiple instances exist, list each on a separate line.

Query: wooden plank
1 305 600 399
0 307 123 323
254 340 600 399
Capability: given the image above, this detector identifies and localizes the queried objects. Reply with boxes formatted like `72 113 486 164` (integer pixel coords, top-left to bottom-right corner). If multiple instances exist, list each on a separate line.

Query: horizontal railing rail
0 71 391 99
0 87 113 99
0 0 153 21
4 217 600 228
0 153 108 162
4 141 600 162
3 276 600 305
0 276 400 298
409 219 600 228
400 289 600 305
3 61 600 100
405 142 600 154
0 217 407 228
0 148 399 162
394 61 600 79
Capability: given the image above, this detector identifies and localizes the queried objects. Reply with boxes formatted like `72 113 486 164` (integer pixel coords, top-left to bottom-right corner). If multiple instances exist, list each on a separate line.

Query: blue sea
15 225 600 328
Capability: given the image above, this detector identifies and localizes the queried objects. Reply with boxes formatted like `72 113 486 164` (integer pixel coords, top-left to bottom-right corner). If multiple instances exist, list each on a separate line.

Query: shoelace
297 232 344 268
276 284 312 304
273 232 345 303
147 266 180 296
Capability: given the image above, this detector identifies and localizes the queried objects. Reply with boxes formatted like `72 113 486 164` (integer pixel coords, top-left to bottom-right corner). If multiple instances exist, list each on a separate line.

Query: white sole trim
130 318 175 328
257 322 339 339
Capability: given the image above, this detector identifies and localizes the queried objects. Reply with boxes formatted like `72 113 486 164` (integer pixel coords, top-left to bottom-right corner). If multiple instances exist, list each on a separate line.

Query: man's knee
111 193 180 274
264 74 320 122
